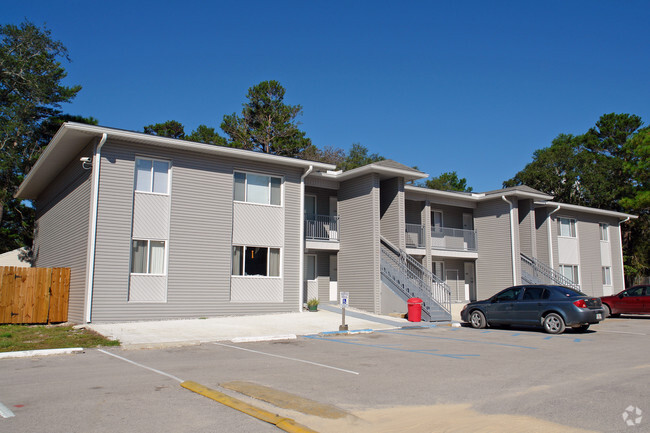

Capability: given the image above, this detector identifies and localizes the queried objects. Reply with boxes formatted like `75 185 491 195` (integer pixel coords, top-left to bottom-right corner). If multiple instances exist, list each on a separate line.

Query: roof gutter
298 165 313 311
502 196 517 286
84 133 107 323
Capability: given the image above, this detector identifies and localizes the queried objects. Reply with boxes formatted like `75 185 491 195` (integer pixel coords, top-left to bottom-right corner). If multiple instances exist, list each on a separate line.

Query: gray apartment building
16 123 636 323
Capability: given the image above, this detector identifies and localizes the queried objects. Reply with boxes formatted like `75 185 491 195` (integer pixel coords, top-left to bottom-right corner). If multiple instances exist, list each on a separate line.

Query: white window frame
233 171 283 207
134 157 171 195
599 223 609 242
231 245 282 278
559 264 579 285
602 266 612 286
130 239 167 275
558 217 577 238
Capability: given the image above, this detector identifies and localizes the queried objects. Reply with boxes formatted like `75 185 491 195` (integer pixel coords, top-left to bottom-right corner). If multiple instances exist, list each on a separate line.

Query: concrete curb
0 347 84 359
181 380 318 433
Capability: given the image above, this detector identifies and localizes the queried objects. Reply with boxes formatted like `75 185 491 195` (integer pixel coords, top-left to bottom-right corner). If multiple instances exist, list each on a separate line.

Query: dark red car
600 285 650 317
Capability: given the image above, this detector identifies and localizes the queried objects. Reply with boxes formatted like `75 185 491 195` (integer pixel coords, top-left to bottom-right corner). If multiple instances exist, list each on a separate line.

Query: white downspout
502 196 517 285
84 133 108 323
547 204 561 270
619 217 631 289
299 165 313 311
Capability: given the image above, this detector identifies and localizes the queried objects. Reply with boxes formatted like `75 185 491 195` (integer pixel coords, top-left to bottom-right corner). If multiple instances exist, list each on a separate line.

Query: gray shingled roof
483 185 548 196
368 159 425 173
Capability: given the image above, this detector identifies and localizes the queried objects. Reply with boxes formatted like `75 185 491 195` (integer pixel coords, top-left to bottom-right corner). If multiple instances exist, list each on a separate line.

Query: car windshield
552 286 586 297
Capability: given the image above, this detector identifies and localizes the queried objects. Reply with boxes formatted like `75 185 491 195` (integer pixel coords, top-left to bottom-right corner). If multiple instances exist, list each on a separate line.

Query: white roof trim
534 201 637 220
17 123 336 199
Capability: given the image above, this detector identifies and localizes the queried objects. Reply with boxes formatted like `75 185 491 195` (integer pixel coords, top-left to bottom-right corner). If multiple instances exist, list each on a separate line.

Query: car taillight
573 299 587 308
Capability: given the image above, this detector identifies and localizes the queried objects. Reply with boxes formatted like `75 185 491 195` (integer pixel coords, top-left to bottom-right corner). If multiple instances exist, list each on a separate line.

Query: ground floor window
232 246 280 277
131 239 166 274
602 266 612 286
559 264 579 285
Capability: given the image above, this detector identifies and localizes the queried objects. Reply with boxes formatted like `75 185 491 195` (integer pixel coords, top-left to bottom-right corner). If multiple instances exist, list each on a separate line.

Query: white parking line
212 342 360 375
97 349 184 383
0 402 15 418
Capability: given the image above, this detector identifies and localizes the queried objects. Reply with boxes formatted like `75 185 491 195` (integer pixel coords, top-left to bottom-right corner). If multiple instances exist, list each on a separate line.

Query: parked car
600 285 650 317
460 285 604 334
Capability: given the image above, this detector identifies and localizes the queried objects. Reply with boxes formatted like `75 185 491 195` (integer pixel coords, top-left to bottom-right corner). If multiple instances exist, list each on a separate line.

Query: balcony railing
405 223 425 248
405 225 478 252
305 214 339 241
431 226 477 252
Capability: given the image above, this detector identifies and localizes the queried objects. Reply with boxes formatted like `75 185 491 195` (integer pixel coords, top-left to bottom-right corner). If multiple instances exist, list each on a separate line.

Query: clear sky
5 1 649 191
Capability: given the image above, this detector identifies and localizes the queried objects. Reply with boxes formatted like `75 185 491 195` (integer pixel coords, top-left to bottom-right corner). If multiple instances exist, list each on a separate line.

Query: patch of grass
0 324 120 352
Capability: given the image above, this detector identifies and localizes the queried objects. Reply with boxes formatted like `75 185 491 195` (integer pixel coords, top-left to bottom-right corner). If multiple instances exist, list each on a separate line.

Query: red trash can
407 297 423 322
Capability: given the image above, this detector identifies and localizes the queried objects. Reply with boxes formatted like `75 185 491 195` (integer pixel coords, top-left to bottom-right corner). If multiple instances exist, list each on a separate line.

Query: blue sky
5 1 649 191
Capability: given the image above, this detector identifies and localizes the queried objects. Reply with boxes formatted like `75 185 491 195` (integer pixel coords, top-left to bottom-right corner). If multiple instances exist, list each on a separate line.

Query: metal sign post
339 292 349 331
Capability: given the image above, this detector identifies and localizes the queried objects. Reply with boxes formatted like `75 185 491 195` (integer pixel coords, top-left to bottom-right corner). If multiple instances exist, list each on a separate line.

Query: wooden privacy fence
0 267 70 324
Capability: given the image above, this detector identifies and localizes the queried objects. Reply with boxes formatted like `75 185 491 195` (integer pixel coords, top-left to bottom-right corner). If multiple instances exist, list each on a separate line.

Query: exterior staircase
520 253 580 290
380 237 451 321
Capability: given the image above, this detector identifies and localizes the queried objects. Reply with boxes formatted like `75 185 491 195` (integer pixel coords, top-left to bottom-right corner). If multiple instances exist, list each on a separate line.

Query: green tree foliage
504 113 649 284
221 80 311 157
143 120 185 139
0 21 82 252
425 171 473 192
185 124 227 146
338 143 385 171
299 145 346 166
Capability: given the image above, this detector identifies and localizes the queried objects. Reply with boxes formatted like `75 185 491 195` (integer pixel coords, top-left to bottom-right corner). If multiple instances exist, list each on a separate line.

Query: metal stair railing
380 237 451 319
520 253 580 290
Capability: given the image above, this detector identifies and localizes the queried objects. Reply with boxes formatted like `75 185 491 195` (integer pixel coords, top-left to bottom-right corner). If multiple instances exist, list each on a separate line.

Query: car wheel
469 310 487 329
574 324 590 333
602 304 611 318
543 313 565 334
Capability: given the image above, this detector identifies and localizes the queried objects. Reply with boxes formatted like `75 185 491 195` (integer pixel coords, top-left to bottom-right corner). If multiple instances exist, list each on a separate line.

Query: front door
463 262 475 302
329 255 338 301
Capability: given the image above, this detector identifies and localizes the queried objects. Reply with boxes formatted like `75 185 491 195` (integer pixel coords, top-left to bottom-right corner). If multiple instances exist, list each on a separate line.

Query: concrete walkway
84 305 436 348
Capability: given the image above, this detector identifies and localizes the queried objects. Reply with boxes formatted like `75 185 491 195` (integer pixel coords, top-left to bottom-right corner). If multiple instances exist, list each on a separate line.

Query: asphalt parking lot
1 317 649 432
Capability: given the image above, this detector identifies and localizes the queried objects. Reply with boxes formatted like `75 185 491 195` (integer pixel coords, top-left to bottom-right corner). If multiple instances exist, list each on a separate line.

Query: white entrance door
329 255 338 301
464 262 475 301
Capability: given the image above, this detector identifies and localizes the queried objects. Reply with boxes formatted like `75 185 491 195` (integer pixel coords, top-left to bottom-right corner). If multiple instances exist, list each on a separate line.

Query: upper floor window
233 172 282 206
558 217 576 238
135 158 170 194
599 223 609 242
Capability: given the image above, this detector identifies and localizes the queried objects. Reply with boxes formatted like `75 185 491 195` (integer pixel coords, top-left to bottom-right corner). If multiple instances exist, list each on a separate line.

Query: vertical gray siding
89 139 303 322
379 177 405 249
33 140 94 323
338 173 380 313
474 198 517 299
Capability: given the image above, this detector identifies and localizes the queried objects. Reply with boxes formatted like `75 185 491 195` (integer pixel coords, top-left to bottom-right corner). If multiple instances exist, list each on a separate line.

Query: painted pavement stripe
304 335 479 359
97 349 184 383
379 330 539 350
212 342 360 375
0 402 15 419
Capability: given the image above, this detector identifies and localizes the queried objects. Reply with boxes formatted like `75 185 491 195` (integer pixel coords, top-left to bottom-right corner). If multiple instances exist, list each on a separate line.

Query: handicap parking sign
340 292 349 308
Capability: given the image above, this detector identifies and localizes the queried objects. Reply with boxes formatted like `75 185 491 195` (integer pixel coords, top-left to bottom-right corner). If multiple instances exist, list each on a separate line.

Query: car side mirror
491 298 498 303
619 294 624 299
